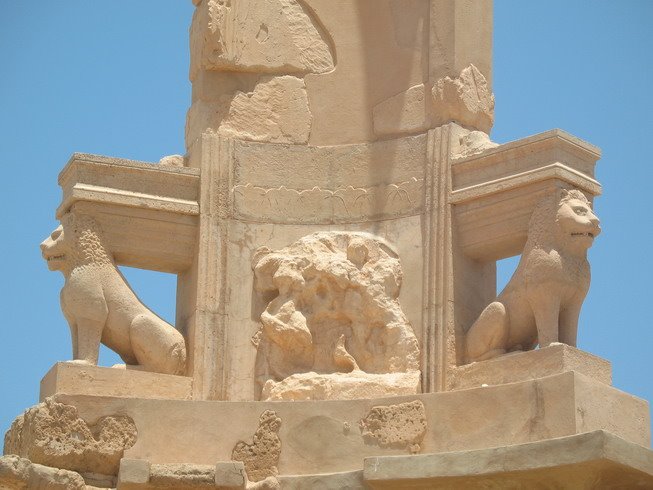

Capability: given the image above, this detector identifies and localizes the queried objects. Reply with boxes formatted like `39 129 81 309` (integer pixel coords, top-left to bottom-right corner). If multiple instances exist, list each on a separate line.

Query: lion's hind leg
465 301 509 363
130 313 187 376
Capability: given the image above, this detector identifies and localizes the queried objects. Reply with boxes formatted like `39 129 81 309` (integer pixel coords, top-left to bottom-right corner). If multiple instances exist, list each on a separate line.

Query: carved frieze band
232 177 424 224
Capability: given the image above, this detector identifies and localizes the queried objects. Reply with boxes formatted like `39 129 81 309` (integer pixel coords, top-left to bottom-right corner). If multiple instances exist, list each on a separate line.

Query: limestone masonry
2 0 652 488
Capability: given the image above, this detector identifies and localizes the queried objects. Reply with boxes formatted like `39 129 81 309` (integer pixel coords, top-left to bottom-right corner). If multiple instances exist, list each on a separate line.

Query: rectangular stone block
118 459 151 488
214 461 245 488
363 430 653 489
116 460 245 489
40 362 192 401
54 371 649 477
57 153 200 273
448 344 612 391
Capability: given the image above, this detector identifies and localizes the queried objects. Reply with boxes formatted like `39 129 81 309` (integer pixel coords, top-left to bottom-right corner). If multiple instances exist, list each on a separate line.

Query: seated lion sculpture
40 213 187 375
465 189 601 363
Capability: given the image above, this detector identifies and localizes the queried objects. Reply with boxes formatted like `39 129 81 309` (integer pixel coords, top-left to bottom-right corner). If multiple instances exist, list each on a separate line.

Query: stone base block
0 455 87 489
280 470 364 489
7 431 652 489
261 371 421 401
43 371 647 477
40 362 192 401
363 430 653 488
448 344 611 391
117 459 246 489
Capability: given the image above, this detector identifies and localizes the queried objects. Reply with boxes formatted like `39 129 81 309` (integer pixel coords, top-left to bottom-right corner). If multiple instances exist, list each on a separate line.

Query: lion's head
527 189 600 256
41 224 68 272
555 189 601 253
40 213 113 274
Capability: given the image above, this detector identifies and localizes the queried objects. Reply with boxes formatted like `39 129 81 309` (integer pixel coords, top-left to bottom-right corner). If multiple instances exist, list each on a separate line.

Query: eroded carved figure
252 232 420 398
232 410 282 483
192 0 335 76
40 213 187 375
465 189 601 363
4 398 137 476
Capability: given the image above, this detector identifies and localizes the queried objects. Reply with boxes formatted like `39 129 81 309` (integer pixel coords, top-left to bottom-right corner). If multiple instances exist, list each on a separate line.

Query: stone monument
2 1 652 488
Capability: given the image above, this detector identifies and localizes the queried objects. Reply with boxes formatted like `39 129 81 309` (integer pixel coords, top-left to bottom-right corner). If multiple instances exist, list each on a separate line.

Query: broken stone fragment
432 64 495 133
232 410 282 483
261 371 421 401
3 398 137 476
159 154 187 167
219 76 312 144
454 128 499 159
0 455 86 490
359 400 427 453
191 0 335 77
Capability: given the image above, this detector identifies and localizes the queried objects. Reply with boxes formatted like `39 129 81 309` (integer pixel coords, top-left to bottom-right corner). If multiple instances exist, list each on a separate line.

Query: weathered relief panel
231 136 427 224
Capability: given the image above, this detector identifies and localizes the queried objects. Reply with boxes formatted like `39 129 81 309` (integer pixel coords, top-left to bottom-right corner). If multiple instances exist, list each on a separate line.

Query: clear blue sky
1 2 651 440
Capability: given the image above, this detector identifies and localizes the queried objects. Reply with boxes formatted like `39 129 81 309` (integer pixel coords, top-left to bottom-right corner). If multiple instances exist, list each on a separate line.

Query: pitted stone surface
232 410 282 482
3 398 137 476
0 455 86 490
359 400 426 453
252 232 420 400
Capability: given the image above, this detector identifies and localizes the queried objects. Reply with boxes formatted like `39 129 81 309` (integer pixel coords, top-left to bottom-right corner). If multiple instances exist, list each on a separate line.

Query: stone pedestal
448 344 612 391
117 460 246 490
40 363 192 401
6 368 649 488
38 371 649 474
363 431 653 489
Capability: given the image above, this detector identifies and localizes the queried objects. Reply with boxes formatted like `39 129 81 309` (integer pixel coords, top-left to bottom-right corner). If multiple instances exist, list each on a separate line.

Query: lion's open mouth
571 232 594 238
47 254 65 261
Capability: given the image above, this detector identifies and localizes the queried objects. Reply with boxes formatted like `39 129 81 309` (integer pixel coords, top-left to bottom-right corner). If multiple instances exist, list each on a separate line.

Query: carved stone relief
465 190 601 363
252 232 421 400
187 0 335 146
191 0 334 77
40 213 187 375
232 410 282 483
233 177 423 224
3 398 137 476
359 400 427 454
